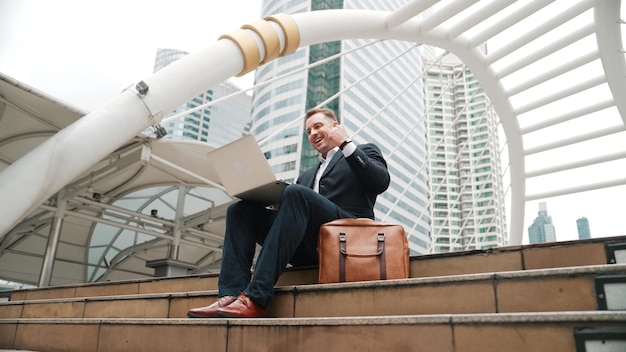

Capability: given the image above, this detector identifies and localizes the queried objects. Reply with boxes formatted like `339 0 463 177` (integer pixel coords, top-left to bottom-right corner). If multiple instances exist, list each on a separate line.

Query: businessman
188 108 390 318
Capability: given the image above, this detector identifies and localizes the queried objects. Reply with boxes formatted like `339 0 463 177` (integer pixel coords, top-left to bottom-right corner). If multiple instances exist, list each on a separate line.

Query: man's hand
328 124 349 148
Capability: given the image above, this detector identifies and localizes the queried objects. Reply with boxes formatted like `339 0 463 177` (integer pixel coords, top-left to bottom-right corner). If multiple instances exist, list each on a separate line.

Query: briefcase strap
338 233 387 282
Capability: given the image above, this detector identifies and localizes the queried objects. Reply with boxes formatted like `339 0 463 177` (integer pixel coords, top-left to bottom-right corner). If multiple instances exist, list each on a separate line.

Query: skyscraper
153 48 252 146
576 217 591 240
254 0 430 254
528 202 557 244
424 54 508 252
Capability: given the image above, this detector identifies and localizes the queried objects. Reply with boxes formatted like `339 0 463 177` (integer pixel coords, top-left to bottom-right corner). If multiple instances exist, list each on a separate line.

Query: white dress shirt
313 142 356 193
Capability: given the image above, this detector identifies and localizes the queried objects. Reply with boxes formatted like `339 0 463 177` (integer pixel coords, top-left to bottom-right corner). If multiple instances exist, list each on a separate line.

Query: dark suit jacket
296 143 390 219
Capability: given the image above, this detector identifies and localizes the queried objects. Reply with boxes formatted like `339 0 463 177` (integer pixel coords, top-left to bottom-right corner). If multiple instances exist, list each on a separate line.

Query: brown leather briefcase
318 218 410 284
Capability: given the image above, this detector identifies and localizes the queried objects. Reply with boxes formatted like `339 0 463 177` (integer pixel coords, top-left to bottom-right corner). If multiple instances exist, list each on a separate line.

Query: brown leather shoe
215 292 267 318
187 296 237 318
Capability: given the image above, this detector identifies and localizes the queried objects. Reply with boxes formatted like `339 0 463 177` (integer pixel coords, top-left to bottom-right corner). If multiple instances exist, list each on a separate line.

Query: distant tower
576 217 591 239
528 202 557 244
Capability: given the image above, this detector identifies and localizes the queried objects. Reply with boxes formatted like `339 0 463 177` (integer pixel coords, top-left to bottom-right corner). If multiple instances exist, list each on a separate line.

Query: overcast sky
1 0 625 244
0 0 260 110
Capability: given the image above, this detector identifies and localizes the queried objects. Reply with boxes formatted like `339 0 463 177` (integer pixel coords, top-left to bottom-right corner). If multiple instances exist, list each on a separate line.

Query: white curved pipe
596 0 626 126
0 40 245 234
0 9 526 245
291 10 525 245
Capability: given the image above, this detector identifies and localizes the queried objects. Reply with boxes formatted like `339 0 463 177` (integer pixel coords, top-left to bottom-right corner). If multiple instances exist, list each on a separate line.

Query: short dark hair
305 108 337 122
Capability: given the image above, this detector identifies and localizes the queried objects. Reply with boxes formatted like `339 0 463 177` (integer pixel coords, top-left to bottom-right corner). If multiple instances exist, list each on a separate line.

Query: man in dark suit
188 108 390 318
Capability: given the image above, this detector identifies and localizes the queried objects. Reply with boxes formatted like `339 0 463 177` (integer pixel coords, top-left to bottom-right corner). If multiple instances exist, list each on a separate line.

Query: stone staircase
1 236 625 351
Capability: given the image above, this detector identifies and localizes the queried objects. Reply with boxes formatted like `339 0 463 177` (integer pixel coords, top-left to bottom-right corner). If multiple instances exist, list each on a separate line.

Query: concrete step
5 235 624 303
1 237 624 352
1 311 624 352
2 264 624 320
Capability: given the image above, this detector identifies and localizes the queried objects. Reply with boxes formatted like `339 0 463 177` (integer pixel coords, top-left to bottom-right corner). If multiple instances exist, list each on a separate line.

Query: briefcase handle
339 233 385 257
338 233 387 281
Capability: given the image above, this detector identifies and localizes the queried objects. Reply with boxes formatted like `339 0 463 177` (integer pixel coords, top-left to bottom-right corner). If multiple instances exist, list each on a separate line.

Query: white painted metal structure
1 1 625 286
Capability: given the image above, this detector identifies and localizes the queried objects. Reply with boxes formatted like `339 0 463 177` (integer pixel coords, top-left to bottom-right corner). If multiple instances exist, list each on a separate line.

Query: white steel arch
1 1 625 249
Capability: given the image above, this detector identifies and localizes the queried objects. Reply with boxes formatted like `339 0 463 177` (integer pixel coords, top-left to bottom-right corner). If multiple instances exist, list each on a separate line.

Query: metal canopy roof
0 74 232 285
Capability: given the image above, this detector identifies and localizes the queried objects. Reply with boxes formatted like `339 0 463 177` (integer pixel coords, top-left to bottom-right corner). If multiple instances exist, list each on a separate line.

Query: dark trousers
217 184 352 307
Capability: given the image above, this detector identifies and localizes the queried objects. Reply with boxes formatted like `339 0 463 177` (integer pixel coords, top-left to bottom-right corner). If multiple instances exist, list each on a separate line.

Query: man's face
306 112 338 157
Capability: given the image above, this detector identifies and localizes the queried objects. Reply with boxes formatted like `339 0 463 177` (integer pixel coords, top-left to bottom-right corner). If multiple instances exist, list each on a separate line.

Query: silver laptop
208 134 289 205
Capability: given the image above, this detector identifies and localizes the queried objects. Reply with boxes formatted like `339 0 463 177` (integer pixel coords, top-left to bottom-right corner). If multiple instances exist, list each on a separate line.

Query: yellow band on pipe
219 29 261 77
242 20 281 64
265 13 301 57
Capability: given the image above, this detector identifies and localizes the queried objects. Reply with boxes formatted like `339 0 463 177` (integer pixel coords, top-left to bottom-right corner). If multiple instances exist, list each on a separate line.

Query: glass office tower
424 54 508 252
576 217 591 240
254 0 430 254
528 202 557 244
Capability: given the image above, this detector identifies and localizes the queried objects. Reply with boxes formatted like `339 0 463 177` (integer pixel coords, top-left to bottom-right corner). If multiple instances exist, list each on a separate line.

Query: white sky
1 0 625 244
0 0 259 110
